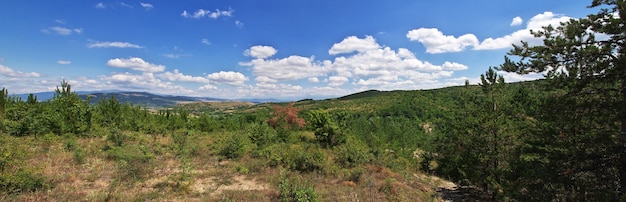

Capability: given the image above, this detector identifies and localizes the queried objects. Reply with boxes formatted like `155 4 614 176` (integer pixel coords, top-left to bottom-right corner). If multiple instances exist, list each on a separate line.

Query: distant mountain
12 90 286 108
80 92 228 108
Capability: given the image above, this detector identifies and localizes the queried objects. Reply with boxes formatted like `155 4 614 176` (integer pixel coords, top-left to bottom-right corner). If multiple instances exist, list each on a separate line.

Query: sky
0 1 597 100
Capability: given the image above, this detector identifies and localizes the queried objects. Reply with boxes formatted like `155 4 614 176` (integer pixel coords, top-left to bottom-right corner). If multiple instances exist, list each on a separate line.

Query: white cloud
498 70 544 83
88 41 143 48
407 12 571 53
241 55 328 81
235 20 244 27
255 76 278 83
308 77 319 83
96 2 105 9
57 60 71 65
328 35 380 55
162 54 180 59
106 57 165 73
406 28 479 53
199 84 217 91
157 69 209 83
0 64 41 78
441 62 468 71
140 2 153 10
328 76 348 86
510 16 523 26
181 8 234 19
475 12 570 50
207 71 248 86
244 45 277 59
102 72 193 94
239 36 469 94
43 26 81 35
201 38 211 45
119 2 133 8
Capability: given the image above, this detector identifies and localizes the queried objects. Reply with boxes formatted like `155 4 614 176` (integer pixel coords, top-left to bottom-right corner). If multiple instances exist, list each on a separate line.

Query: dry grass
2 132 447 202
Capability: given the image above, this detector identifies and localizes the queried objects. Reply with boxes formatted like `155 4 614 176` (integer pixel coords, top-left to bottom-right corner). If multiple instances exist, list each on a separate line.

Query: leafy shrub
0 170 48 195
218 133 247 159
278 170 318 202
284 145 328 173
247 122 276 148
308 110 345 147
334 135 372 168
107 129 126 147
107 145 155 181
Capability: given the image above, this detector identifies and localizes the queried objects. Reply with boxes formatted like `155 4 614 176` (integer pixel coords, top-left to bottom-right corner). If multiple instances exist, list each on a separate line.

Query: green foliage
218 133 248 159
247 122 276 148
307 110 345 147
334 135 372 168
0 170 48 195
499 1 625 200
51 80 92 135
278 169 319 202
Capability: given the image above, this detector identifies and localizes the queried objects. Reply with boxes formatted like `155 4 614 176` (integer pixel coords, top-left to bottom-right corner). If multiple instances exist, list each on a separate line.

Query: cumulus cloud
241 55 328 82
88 41 144 48
181 8 234 19
244 45 277 59
102 72 193 94
96 2 105 9
407 12 571 53
207 71 248 86
57 60 71 65
328 76 348 86
240 36 468 92
510 16 523 26
106 57 165 73
199 84 217 91
0 64 41 78
308 77 319 83
235 20 244 27
328 35 380 55
140 2 153 10
157 69 209 83
406 28 479 53
475 12 570 50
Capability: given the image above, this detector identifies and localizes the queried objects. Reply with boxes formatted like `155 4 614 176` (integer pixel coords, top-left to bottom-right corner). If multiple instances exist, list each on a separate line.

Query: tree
501 0 625 199
267 103 305 142
50 80 92 135
308 110 345 147
267 103 305 130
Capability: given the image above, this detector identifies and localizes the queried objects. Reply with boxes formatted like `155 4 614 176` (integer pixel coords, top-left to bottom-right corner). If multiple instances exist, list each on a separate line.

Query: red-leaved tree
267 103 305 130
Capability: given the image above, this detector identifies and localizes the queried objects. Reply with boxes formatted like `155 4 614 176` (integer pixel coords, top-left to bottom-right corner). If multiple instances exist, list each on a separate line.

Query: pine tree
501 0 625 199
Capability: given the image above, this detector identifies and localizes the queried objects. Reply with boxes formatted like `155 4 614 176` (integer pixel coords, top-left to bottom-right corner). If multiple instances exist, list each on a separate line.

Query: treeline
0 81 256 138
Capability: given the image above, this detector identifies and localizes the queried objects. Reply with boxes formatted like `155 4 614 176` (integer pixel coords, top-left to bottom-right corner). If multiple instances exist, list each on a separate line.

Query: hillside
2 78 621 201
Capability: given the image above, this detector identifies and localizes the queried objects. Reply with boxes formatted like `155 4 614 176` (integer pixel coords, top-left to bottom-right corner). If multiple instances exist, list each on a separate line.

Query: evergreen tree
501 0 625 199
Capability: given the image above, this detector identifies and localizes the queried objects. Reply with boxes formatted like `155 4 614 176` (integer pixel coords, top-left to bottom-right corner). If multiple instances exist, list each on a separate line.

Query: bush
278 170 318 202
308 110 345 147
334 135 372 168
107 145 155 181
248 122 276 148
284 145 328 173
218 133 248 159
0 170 48 195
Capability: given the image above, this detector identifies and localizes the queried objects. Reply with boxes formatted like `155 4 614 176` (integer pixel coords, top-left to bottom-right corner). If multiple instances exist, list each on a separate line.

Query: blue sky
0 1 594 100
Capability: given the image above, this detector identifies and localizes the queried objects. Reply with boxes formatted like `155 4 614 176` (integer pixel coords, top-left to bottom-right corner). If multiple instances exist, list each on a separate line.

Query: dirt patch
194 175 269 196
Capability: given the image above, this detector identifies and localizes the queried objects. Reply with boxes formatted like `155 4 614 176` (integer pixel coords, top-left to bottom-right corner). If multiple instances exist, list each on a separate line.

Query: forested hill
80 92 220 108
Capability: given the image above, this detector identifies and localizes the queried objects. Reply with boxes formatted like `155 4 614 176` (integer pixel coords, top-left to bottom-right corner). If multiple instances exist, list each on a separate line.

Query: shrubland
2 1 626 201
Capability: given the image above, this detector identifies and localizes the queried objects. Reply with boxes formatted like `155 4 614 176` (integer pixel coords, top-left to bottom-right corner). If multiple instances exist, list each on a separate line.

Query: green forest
2 1 625 201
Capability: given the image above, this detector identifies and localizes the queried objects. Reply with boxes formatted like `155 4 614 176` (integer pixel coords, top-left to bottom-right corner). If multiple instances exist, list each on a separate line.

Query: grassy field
1 129 451 201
